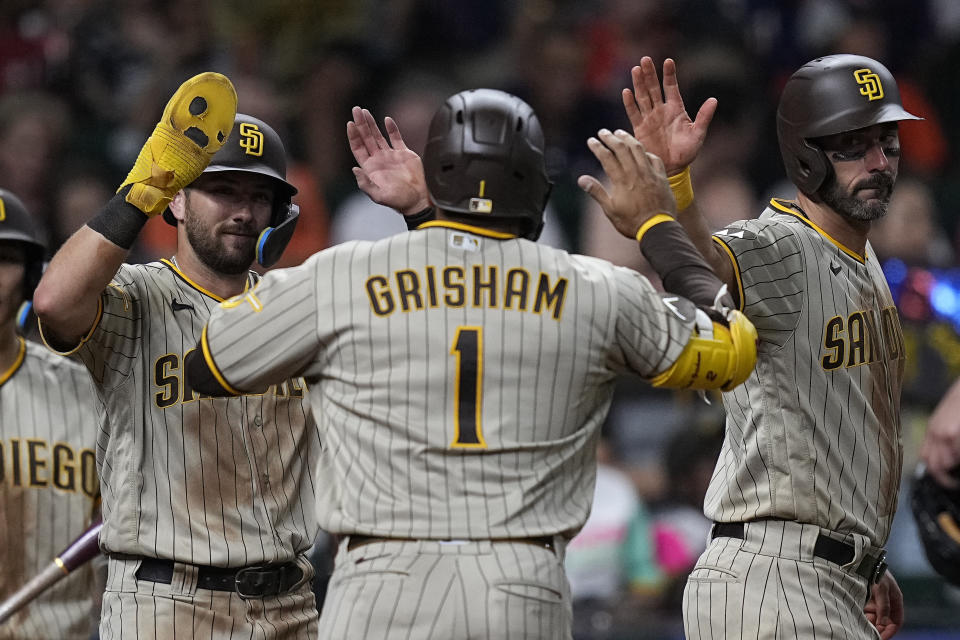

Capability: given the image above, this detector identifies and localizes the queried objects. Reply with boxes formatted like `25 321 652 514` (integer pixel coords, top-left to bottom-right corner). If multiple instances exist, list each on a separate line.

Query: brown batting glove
118 72 238 217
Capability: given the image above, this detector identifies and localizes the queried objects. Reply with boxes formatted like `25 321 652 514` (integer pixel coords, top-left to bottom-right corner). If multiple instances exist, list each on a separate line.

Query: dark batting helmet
0 189 46 301
163 113 300 268
776 54 921 197
423 89 552 240
911 468 960 586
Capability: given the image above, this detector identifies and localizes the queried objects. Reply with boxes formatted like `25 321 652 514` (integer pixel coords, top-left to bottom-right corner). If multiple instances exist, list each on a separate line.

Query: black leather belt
347 535 555 553
712 522 888 584
135 558 303 598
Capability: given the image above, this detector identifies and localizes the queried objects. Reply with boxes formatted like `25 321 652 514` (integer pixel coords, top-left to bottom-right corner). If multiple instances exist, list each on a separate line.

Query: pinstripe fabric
39 259 322 638
99 556 317 640
0 339 103 639
705 200 903 545
46 260 321 565
684 521 880 639
319 538 569 640
200 221 698 638
204 223 693 540
683 199 904 639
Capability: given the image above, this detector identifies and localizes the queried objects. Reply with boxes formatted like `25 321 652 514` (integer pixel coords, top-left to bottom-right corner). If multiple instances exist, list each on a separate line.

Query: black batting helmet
163 114 299 267
911 469 960 585
776 54 921 197
0 189 46 300
423 89 552 240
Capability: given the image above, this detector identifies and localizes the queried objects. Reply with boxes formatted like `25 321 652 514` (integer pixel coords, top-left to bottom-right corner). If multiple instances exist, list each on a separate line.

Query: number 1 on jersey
451 326 485 448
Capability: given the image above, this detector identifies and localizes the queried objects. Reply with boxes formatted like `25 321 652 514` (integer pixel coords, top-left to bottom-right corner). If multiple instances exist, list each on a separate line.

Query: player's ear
168 190 188 223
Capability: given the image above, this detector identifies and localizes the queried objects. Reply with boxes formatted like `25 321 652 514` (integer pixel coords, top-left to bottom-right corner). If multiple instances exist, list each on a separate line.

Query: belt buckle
234 565 273 599
870 551 888 585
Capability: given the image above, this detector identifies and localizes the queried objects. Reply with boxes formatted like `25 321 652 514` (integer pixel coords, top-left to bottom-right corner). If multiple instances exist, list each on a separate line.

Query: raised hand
622 57 716 174
347 106 430 215
578 129 676 239
120 72 237 217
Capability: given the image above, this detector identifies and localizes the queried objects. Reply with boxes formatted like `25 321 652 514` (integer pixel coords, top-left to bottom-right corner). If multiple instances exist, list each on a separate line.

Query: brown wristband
405 206 435 230
86 189 148 250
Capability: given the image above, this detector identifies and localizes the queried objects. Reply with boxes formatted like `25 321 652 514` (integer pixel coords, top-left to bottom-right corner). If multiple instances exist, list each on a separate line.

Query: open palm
347 106 429 215
622 57 717 174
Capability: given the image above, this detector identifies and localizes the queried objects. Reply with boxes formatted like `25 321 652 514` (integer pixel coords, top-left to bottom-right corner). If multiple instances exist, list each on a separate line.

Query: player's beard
183 205 259 275
818 171 895 222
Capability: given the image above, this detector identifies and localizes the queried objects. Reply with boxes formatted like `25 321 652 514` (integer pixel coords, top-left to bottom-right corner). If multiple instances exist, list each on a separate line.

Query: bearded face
812 123 900 222
817 170 895 222
183 198 259 274
180 173 275 274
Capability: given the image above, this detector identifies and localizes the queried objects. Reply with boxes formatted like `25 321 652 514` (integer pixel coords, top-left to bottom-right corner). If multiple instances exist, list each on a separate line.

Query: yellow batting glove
119 72 238 217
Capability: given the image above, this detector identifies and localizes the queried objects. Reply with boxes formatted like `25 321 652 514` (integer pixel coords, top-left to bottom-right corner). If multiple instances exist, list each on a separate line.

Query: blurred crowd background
5 0 960 637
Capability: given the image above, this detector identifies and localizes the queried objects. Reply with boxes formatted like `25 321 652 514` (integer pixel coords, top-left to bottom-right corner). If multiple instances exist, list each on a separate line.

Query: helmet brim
0 230 45 254
802 104 923 139
161 168 298 226
203 164 298 198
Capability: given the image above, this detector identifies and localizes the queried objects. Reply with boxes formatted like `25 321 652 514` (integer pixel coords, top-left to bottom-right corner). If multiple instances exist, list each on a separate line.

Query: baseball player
0 189 104 639
32 74 321 638
622 55 914 639
184 88 757 639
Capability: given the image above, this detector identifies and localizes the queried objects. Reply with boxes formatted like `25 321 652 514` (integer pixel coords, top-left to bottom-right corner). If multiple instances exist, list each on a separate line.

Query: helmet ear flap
256 203 300 268
523 181 554 241
796 139 832 197
23 259 43 300
777 116 831 197
15 257 43 334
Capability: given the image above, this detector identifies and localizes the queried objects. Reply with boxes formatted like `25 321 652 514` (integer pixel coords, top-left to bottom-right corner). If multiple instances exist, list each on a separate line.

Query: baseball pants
99 556 318 640
318 537 571 640
683 519 881 639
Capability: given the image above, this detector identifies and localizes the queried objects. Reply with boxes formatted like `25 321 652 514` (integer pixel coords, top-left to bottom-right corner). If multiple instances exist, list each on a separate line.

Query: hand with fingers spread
578 129 676 239
622 57 716 174
347 106 430 216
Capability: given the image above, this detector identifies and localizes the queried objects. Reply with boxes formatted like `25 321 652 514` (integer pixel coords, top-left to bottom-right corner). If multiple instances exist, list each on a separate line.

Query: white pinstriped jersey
200 220 696 541
40 259 321 566
707 199 904 546
0 338 103 639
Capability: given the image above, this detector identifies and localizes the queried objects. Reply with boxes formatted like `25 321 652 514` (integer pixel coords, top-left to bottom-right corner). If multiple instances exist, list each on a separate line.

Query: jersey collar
0 336 26 388
161 258 256 302
769 198 866 263
417 220 518 240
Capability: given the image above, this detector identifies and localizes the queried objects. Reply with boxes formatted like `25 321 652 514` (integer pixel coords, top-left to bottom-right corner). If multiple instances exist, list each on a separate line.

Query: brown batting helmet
776 54 921 197
0 189 46 300
162 114 300 267
423 89 552 240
